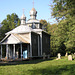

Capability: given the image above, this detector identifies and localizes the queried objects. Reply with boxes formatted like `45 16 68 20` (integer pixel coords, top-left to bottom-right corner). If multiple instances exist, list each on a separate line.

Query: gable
1 33 30 44
1 34 20 44
13 33 30 43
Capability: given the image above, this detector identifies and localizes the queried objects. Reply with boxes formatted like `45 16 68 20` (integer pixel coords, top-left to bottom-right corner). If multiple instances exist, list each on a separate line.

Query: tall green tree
47 23 65 56
50 0 75 54
57 18 75 53
51 0 75 21
0 13 20 41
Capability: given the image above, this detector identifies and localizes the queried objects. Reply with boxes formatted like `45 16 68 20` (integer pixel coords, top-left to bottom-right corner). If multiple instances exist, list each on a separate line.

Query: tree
0 13 20 41
50 0 75 54
47 23 62 56
40 19 48 31
51 0 75 21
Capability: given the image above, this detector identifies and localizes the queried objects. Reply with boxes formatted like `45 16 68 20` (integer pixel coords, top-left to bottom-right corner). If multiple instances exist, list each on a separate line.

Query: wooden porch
0 43 30 60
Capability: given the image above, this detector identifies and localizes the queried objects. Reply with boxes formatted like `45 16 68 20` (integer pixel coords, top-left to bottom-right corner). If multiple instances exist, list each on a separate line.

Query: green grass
0 57 75 75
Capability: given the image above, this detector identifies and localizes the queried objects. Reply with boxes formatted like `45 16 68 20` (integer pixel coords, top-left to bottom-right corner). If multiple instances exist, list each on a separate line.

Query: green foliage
0 57 75 75
0 13 20 41
51 0 75 21
40 19 48 31
56 17 75 53
48 0 75 55
47 23 58 56
47 23 66 56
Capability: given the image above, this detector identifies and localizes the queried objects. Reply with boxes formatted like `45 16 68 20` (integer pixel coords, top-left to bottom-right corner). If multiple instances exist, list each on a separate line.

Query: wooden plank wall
42 32 50 55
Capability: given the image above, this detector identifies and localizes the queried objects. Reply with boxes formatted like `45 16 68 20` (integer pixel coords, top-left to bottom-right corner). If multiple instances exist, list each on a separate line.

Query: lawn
0 57 75 75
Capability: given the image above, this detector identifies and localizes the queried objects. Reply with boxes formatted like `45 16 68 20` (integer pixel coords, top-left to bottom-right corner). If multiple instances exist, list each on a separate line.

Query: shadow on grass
0 59 52 66
28 64 75 75
0 57 57 66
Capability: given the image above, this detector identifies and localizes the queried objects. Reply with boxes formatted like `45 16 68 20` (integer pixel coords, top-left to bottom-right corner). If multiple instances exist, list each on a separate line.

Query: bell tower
27 0 41 29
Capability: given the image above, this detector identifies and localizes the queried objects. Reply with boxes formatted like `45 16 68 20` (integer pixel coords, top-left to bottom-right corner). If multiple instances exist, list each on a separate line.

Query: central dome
31 8 36 12
30 8 37 16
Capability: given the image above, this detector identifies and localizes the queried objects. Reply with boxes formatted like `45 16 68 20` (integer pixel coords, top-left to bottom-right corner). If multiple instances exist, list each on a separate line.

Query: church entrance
22 44 28 59
23 50 27 58
16 43 28 59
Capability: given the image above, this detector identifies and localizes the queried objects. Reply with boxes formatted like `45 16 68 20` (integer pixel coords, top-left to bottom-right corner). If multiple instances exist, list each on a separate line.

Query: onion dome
30 8 37 19
20 13 26 25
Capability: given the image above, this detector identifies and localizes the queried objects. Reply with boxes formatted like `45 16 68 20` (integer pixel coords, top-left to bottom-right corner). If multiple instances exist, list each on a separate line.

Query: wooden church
0 7 50 60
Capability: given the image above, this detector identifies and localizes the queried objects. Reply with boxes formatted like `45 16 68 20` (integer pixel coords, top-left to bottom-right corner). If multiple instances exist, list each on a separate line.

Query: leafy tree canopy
49 0 75 55
51 0 75 21
0 13 20 41
40 19 48 31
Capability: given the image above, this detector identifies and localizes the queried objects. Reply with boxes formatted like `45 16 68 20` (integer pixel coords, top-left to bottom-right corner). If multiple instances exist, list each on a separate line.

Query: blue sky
0 0 57 24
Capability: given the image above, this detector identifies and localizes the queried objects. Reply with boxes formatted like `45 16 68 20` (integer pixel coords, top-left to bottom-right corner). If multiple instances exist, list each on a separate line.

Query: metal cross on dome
33 0 34 8
23 8 25 14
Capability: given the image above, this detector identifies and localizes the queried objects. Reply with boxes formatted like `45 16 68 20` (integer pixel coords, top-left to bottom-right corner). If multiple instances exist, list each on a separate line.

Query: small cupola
20 13 26 25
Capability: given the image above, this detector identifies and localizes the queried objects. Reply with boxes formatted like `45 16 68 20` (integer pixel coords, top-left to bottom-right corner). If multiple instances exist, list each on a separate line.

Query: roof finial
33 0 34 8
23 8 25 14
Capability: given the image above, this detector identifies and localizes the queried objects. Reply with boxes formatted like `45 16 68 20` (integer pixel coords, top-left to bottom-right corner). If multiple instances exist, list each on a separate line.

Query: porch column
1 45 2 59
6 44 8 59
20 43 22 59
8 45 10 58
13 44 15 59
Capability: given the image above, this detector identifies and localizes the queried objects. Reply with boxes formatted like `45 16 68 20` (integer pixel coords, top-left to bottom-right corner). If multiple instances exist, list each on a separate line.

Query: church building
0 7 50 60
